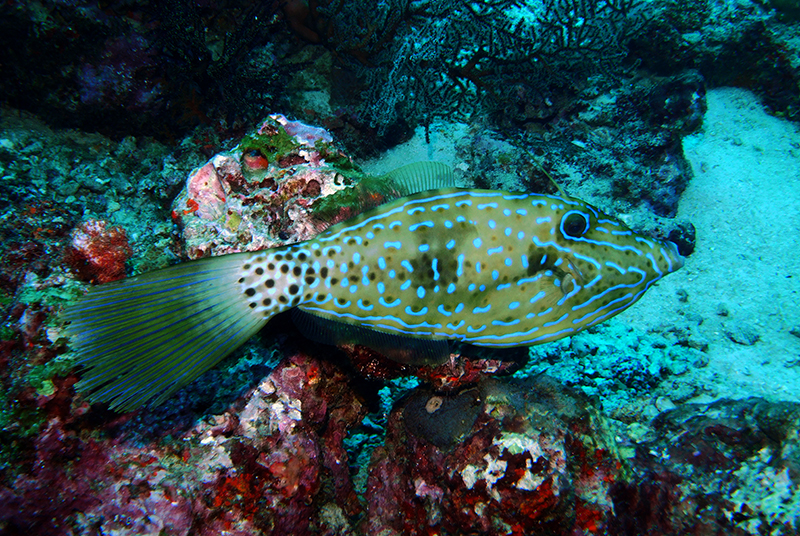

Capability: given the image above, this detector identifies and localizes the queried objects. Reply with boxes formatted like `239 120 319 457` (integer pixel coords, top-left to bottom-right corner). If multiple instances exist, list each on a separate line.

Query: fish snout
662 240 685 273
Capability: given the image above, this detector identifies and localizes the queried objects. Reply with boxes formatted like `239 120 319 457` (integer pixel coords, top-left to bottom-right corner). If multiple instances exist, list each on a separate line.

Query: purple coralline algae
0 351 364 535
63 219 133 284
172 114 357 259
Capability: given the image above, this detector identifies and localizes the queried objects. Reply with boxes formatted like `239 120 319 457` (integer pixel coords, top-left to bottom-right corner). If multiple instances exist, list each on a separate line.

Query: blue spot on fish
405 305 428 316
409 221 434 232
380 297 401 307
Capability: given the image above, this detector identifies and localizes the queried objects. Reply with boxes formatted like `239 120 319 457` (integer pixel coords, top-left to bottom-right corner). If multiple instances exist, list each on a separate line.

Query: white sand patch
629 87 800 402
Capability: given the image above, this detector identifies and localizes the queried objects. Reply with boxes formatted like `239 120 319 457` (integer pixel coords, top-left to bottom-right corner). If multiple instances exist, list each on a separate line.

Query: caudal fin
63 253 267 411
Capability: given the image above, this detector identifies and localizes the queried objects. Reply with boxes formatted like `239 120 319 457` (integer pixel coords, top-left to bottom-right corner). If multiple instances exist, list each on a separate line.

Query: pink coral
269 114 333 147
64 219 132 283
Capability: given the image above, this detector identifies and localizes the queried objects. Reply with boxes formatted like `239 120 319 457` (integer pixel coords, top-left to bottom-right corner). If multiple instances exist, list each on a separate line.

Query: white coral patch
460 453 508 502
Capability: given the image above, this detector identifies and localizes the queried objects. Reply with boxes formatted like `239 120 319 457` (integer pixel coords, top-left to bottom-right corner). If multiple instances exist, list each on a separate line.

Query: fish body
65 178 683 410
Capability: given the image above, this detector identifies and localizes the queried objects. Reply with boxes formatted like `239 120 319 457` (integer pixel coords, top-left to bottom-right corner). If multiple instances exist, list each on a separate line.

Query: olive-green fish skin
239 188 683 347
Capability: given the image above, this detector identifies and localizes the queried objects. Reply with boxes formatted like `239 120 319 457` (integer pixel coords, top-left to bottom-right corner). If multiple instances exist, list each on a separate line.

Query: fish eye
561 211 590 238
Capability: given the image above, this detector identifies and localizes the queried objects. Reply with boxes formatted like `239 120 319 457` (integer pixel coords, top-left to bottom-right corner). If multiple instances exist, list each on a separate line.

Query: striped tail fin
63 252 268 411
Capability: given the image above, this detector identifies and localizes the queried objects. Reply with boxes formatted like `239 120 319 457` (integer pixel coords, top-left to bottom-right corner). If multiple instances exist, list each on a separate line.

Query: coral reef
0 0 290 139
1 0 800 532
365 375 622 536
315 0 642 130
0 351 365 535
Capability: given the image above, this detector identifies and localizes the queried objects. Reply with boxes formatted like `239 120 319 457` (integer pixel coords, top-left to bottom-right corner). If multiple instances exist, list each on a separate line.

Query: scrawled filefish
63 162 684 411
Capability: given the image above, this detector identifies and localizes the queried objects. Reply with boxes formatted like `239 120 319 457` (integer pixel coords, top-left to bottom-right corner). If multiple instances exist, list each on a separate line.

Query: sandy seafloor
363 86 800 407
645 87 800 403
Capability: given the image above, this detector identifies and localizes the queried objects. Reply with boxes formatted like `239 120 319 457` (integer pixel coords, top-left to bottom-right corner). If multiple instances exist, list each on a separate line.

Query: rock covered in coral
172 114 361 259
614 397 800 535
0 351 365 535
365 375 623 535
365 378 800 535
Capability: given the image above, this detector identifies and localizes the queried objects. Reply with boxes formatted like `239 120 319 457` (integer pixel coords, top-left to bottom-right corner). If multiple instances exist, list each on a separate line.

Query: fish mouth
663 241 685 272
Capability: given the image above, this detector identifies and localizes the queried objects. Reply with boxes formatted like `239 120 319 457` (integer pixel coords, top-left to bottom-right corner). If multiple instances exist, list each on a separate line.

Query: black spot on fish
293 266 302 276
298 253 307 261
238 277 245 283
279 295 288 304
321 267 329 278
289 284 299 295
363 299 371 306
245 288 256 297
314 250 321 257
268 263 275 270
527 255 543 275
263 298 272 306
336 298 347 306
280 265 289 274
249 303 256 308
306 267 315 275
244 264 251 270
369 272 376 281
327 250 336 257
274 255 283 261
255 267 264 275
265 279 275 288
286 253 294 261
348 261 355 268
291 296 301 306
305 276 316 284
330 277 339 285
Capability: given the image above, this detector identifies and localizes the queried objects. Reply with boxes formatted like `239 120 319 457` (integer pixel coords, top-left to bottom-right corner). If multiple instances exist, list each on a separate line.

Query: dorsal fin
382 161 457 197
308 162 457 234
